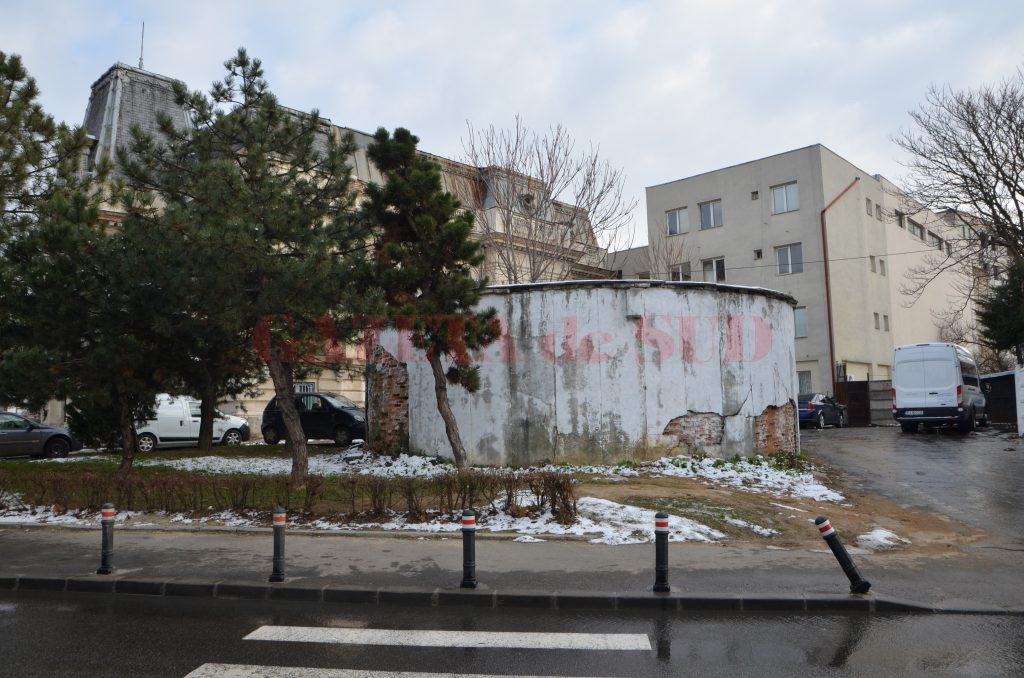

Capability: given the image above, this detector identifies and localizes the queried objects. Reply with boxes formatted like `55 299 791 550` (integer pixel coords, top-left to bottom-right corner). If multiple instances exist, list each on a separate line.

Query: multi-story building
609 144 976 396
74 62 607 433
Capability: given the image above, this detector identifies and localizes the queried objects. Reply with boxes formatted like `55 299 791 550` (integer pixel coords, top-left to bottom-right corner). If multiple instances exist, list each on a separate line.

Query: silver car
0 412 81 459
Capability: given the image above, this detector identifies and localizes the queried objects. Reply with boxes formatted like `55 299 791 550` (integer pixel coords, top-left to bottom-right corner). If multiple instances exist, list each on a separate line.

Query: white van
136 394 250 452
892 343 987 433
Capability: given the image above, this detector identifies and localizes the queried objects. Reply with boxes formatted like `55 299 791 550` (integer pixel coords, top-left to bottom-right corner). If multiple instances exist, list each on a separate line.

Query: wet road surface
2 590 1023 677
802 426 1024 547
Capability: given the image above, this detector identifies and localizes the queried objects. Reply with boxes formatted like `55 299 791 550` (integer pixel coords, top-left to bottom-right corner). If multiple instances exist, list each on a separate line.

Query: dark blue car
798 393 847 429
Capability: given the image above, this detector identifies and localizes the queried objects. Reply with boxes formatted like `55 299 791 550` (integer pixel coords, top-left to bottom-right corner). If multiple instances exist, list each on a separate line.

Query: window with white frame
295 382 316 394
771 182 799 214
875 204 882 221
908 219 924 239
797 370 812 394
794 307 807 338
776 243 803 275
666 207 688 236
928 231 943 249
699 200 723 230
670 262 692 281
702 257 726 283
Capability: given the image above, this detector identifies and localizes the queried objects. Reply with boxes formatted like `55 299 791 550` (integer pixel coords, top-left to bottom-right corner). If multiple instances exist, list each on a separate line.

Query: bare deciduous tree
458 115 636 283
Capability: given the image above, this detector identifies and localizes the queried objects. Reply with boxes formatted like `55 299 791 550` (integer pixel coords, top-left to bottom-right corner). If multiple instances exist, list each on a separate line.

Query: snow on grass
648 456 845 503
725 517 778 537
856 528 911 551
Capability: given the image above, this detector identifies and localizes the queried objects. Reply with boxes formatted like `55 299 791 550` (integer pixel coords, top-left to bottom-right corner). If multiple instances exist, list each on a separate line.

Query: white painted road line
244 626 652 651
185 665 608 678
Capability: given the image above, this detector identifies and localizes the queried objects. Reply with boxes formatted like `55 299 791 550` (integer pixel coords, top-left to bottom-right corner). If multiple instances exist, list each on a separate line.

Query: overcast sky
3 0 1023 246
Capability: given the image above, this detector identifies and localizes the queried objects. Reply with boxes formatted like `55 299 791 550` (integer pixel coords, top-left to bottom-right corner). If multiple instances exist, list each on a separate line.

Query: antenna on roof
138 22 145 69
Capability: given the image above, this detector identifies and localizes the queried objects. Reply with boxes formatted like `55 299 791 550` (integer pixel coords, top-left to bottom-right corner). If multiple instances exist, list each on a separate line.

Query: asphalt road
2 590 1023 677
802 426 1024 547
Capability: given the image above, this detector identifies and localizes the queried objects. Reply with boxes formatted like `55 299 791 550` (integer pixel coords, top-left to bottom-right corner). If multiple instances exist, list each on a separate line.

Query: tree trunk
427 352 468 469
197 384 217 451
117 394 137 473
266 356 308 486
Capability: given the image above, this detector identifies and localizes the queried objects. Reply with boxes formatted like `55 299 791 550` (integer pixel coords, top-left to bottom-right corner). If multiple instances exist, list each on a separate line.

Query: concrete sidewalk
2 524 1021 614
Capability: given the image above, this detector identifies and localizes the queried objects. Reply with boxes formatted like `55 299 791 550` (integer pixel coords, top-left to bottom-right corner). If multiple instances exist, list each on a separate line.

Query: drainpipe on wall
820 177 860 398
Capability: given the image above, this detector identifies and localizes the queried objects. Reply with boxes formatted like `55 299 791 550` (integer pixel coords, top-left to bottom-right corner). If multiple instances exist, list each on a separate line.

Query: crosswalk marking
244 625 652 651
186 665 606 678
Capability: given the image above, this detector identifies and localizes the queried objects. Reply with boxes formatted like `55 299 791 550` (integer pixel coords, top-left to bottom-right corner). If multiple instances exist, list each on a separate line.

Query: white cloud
3 0 1023 246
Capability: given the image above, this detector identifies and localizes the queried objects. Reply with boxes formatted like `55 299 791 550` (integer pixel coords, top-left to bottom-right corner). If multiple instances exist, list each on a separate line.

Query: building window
702 257 726 283
670 262 691 281
754 249 762 260
666 207 688 236
794 307 807 338
875 204 882 221
771 182 799 214
870 255 876 273
776 243 803 275
873 313 880 330
295 382 315 394
638 271 651 280
751 190 759 200
908 219 924 239
945 242 953 256
895 210 906 228
883 314 890 332
798 370 812 394
699 199 723 230
879 259 886 276
928 231 943 250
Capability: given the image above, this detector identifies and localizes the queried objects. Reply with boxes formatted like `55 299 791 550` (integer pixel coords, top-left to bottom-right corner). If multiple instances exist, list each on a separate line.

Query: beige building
78 62 608 436
610 144 976 396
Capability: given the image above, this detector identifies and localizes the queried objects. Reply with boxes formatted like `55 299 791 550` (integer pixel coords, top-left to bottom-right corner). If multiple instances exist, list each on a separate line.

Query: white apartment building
612 144 974 396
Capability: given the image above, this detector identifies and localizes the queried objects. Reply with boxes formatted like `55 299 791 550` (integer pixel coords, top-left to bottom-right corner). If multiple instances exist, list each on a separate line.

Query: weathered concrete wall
369 280 799 465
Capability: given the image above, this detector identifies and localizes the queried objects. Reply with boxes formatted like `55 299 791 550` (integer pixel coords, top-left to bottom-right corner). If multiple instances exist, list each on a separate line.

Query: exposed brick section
662 412 724 451
754 401 797 456
366 346 409 452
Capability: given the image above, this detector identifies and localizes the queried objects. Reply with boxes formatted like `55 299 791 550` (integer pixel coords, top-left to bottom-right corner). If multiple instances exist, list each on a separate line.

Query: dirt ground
577 469 984 557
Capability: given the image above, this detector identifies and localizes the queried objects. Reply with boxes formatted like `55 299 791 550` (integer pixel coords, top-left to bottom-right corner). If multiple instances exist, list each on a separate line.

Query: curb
2 575 1022 615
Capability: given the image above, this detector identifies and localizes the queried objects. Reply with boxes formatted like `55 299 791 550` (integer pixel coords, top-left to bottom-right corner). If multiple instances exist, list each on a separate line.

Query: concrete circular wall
369 280 799 465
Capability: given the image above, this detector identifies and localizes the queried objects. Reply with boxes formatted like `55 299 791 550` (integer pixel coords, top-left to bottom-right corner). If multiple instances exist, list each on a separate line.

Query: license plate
905 410 923 416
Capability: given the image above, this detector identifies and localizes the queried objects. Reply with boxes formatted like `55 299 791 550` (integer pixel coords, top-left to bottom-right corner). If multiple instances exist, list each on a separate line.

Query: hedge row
0 468 578 524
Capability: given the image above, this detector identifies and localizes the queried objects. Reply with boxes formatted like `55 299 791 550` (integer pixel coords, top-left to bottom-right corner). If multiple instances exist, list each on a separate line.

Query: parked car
0 412 82 459
135 394 250 453
261 392 366 446
798 393 847 429
892 343 987 433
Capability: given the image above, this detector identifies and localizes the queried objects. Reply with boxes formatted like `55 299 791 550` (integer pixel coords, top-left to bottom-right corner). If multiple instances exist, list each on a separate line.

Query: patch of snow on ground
650 456 845 503
725 517 778 537
856 528 911 550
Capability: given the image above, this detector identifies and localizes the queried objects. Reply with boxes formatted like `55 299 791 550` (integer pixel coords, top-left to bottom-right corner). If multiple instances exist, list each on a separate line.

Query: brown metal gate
836 380 871 426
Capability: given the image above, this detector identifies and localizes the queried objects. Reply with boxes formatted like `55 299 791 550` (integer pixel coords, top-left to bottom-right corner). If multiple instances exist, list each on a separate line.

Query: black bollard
460 509 477 589
269 506 286 583
815 516 871 594
96 503 115 575
653 512 670 593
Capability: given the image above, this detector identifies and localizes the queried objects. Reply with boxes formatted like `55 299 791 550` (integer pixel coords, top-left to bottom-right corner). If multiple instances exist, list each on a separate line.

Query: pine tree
977 262 1024 364
119 49 370 483
361 128 499 469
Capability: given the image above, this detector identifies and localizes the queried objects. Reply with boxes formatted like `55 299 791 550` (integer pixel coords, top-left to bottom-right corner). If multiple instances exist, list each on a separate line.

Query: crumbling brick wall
662 412 724 451
753 401 797 455
366 346 409 452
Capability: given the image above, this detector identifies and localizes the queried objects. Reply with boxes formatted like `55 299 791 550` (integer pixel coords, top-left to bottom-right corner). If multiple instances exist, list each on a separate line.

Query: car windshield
322 393 358 409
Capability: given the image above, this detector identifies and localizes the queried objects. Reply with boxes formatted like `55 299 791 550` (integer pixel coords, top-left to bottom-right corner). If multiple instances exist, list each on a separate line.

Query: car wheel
815 412 825 430
221 429 242 446
333 426 352 447
44 437 71 459
262 426 280 445
838 412 847 428
136 433 157 453
900 422 918 434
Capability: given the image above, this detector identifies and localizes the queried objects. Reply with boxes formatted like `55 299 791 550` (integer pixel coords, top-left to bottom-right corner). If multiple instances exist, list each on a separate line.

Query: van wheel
137 433 157 453
222 429 242 446
262 427 280 445
333 427 352 447
977 413 988 427
900 422 918 433
957 410 976 434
